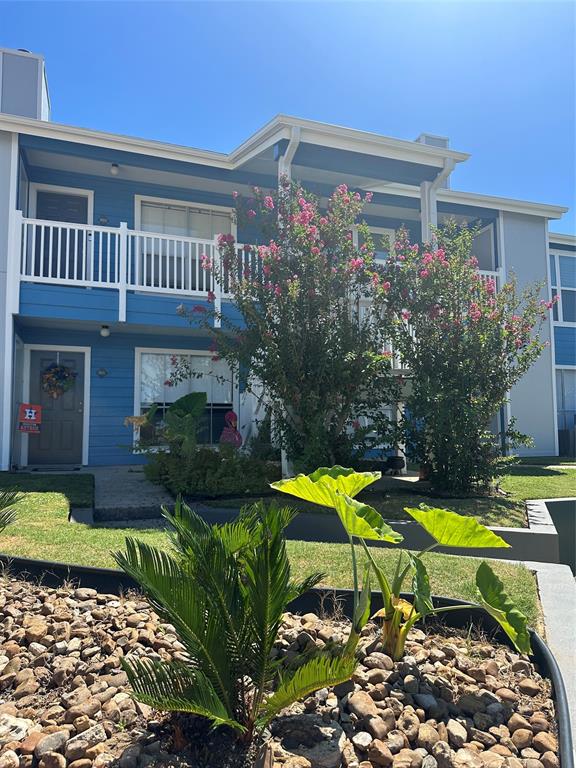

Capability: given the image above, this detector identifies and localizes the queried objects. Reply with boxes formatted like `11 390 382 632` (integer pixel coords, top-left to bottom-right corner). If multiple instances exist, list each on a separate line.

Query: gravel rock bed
0 577 561 768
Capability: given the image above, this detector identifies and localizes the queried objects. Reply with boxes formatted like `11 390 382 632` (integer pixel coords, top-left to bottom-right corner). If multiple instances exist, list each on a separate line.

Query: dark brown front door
28 350 85 465
34 191 89 280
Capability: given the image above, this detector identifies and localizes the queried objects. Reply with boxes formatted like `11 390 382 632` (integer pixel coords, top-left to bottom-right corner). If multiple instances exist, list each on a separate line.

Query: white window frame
132 347 240 450
550 250 576 326
29 183 94 224
134 195 237 239
353 226 395 264
21 344 92 466
472 223 496 271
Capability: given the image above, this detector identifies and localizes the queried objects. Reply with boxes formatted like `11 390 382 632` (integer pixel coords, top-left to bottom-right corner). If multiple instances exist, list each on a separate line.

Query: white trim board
21 344 91 466
29 183 94 224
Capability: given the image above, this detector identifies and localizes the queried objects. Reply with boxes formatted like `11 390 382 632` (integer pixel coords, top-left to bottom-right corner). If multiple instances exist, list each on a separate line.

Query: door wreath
41 363 78 399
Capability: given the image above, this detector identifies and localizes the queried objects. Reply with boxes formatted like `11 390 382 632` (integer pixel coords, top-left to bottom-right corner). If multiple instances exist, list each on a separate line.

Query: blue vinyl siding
16 325 215 466
554 326 576 366
20 283 119 321
19 281 245 328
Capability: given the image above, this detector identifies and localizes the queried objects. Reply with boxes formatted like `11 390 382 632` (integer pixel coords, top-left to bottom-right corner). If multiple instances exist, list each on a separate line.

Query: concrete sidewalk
81 465 173 522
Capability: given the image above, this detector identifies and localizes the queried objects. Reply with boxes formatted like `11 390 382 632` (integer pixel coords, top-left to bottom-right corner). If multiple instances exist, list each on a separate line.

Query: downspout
420 157 455 242
278 126 301 181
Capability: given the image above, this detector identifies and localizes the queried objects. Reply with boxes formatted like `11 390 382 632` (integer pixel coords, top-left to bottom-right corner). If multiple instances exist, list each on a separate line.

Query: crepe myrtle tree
379 222 556 494
179 178 400 472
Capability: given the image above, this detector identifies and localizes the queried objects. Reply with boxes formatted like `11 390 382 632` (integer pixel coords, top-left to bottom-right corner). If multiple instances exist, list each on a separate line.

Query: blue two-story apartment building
0 47 574 470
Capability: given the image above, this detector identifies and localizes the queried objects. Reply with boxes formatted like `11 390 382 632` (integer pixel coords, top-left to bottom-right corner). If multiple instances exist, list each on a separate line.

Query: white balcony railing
15 213 503 325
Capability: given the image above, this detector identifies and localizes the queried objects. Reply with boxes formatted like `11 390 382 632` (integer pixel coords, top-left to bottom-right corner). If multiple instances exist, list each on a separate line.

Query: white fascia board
548 232 576 246
268 115 470 166
2 111 470 176
437 189 568 219
364 180 568 220
0 113 233 169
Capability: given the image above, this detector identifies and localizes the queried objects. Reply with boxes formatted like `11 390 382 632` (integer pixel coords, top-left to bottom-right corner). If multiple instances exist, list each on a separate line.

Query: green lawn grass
517 456 576 466
0 472 94 509
0 478 540 627
501 465 576 500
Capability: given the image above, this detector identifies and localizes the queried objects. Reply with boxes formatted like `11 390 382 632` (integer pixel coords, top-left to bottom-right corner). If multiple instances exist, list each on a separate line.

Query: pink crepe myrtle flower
232 191 239 199
336 184 348 195
469 302 482 322
419 268 430 279
401 309 411 321
364 191 373 203
485 279 496 295
311 246 320 256
263 196 274 210
192 304 207 314
207 290 216 303
247 209 256 219
319 217 328 226
381 280 391 291
349 257 364 271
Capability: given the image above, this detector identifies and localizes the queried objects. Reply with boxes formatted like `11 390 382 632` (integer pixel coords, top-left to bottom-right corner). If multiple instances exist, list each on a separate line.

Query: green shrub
145 445 280 497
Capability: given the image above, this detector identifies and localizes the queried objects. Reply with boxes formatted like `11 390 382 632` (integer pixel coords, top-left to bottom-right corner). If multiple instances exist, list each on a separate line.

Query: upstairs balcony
13 212 503 327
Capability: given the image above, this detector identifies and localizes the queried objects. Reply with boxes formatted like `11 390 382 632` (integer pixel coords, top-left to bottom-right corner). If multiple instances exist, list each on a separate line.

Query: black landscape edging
0 553 572 767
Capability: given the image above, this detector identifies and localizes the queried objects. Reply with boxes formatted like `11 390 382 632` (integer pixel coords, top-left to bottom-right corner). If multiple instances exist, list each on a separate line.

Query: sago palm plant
0 489 21 534
114 500 367 742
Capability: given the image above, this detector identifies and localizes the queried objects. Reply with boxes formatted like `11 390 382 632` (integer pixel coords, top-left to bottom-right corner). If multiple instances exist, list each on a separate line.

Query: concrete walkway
81 465 173 522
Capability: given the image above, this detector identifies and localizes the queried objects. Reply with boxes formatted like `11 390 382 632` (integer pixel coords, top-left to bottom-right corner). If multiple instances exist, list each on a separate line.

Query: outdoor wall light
100 325 111 338
110 163 119 176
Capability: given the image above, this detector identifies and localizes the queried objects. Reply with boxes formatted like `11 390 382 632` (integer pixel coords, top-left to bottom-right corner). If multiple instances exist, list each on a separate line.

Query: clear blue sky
2 1 575 233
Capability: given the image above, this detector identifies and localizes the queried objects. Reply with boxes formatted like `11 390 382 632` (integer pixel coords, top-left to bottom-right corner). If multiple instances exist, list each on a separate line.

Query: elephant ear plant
114 499 370 743
271 466 531 660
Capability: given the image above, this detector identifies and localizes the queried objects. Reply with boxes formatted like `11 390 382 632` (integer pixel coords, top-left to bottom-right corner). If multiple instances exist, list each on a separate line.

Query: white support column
213 239 222 329
8 210 22 315
118 221 128 322
0 132 19 470
420 181 437 243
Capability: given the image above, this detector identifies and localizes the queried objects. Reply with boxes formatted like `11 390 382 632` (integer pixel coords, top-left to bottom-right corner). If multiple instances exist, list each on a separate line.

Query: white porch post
118 221 128 322
277 129 300 477
213 240 222 329
420 181 437 243
0 132 19 470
